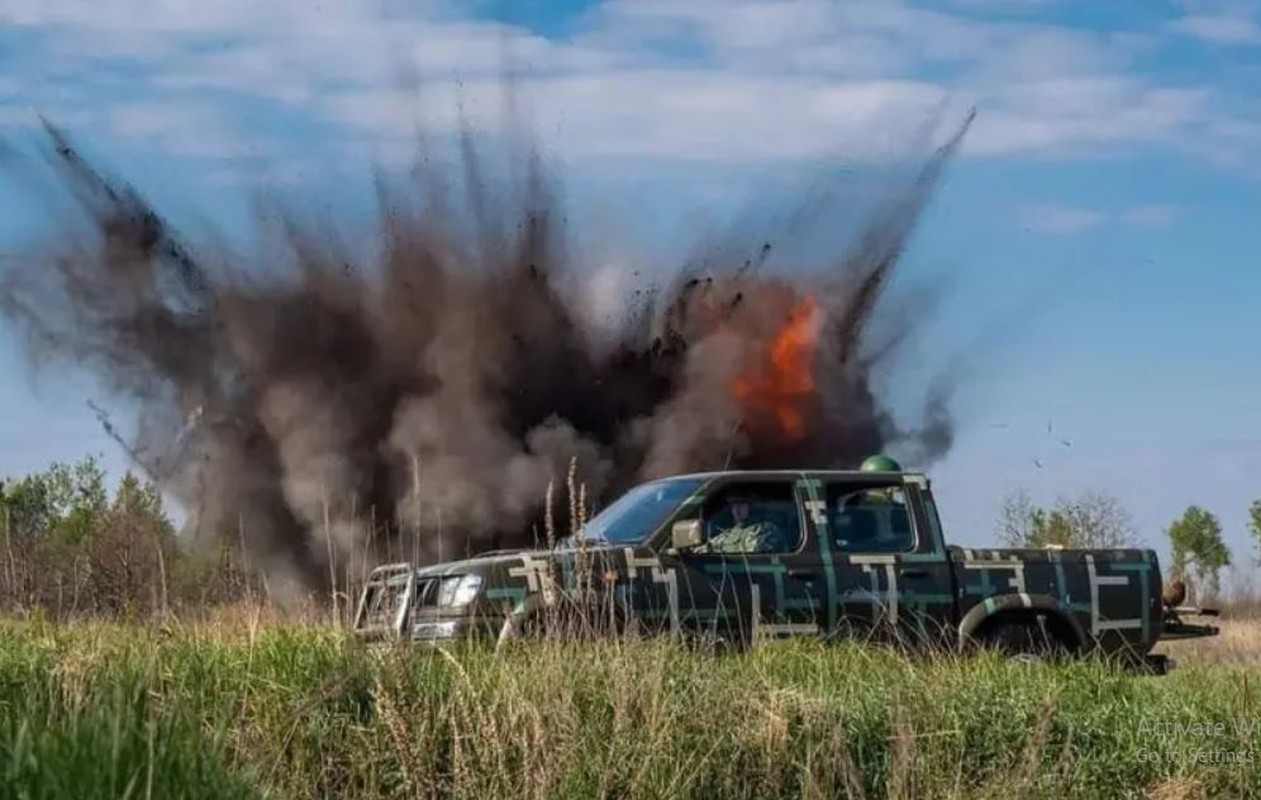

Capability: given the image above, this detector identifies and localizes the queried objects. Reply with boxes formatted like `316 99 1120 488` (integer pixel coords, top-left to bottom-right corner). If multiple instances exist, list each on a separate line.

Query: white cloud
1017 202 1184 234
1168 14 1261 45
1019 203 1104 234
0 0 407 32
323 74 949 163
948 0 1050 8
587 0 1123 78
0 0 1254 171
963 78 1209 156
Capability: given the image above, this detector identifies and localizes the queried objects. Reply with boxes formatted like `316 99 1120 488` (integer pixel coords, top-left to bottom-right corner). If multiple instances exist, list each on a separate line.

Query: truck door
820 476 956 647
670 476 825 644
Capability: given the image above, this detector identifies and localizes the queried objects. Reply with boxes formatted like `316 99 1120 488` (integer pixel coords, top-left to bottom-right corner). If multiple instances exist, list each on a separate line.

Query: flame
731 294 820 440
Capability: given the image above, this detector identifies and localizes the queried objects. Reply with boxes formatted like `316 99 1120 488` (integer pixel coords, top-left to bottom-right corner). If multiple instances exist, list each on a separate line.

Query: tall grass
0 618 1257 799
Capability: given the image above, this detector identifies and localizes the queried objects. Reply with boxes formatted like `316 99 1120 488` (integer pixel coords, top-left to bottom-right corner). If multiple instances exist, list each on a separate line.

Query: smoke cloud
0 109 974 597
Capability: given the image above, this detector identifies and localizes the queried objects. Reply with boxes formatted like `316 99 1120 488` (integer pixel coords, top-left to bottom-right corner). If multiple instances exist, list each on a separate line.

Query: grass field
1 612 1258 800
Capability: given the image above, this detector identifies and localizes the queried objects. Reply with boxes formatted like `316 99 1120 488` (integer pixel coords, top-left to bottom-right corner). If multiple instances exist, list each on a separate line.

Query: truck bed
949 546 1163 656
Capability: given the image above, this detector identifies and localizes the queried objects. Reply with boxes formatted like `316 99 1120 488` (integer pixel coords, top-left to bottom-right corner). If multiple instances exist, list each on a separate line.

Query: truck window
827 482 916 554
698 482 803 555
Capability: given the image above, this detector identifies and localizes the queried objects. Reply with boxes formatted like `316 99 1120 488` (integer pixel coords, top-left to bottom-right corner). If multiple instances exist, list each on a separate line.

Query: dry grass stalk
411 454 423 567
1014 693 1059 794
884 704 916 800
1146 776 1207 800
375 677 421 796
830 722 868 800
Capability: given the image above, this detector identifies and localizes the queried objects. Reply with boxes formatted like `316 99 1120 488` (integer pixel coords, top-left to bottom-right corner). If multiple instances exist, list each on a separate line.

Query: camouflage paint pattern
354 470 1166 657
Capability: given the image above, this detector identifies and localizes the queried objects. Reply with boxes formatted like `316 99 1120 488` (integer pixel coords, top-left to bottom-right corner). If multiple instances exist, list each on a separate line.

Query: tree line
2 455 1258 618
999 488 1256 603
0 455 253 618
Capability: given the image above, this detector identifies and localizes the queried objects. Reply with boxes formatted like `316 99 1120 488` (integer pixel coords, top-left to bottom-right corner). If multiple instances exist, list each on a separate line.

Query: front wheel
494 600 630 653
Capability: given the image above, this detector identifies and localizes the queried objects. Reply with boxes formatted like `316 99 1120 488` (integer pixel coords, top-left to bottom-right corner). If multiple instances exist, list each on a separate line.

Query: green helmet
860 454 902 472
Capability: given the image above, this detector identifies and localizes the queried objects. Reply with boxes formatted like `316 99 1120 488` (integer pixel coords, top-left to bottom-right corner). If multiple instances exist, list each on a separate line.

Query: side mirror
671 519 703 550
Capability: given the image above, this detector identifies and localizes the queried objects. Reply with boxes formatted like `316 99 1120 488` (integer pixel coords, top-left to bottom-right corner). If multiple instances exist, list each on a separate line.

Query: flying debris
0 110 976 598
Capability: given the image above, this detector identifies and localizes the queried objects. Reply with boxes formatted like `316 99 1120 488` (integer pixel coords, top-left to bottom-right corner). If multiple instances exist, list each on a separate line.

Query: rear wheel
982 618 1073 663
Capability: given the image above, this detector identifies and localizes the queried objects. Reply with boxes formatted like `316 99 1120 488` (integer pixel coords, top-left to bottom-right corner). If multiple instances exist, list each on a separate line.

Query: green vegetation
1167 506 1232 601
998 489 1138 549
3 458 1259 798
0 620 1257 800
1 456 253 618
1248 500 1261 566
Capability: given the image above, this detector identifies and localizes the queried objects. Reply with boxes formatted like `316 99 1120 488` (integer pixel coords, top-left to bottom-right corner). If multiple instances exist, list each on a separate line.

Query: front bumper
354 612 502 644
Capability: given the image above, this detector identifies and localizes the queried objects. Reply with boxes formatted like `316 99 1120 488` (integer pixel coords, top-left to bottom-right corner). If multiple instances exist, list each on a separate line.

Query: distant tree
998 489 1139 549
0 456 107 542
89 470 176 616
2 454 269 617
109 471 172 532
997 489 1037 546
1167 505 1231 601
42 457 108 550
1249 500 1261 566
0 472 55 540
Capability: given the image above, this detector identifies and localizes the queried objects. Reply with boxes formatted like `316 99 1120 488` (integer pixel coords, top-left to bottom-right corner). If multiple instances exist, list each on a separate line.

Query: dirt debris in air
0 107 975 597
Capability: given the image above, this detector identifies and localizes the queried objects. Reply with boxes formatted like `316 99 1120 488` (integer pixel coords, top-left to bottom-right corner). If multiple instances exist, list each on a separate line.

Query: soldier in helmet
856 454 903 504
834 454 912 552
705 490 793 554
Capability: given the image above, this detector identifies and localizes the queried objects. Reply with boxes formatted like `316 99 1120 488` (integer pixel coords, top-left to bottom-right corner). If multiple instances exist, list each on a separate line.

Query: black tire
982 619 1071 663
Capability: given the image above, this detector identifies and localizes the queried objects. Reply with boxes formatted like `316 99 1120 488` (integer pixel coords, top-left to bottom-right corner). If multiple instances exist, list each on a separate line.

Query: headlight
437 574 482 606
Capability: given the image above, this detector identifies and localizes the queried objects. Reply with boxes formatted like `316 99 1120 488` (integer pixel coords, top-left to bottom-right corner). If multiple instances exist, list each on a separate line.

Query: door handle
787 568 818 581
900 568 929 578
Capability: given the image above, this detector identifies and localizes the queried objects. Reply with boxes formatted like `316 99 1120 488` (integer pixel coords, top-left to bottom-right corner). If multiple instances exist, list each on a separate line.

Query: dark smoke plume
0 111 974 598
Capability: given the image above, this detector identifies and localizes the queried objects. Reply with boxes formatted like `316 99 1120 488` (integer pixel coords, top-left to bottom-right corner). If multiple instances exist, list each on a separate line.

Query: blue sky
1 0 1260 578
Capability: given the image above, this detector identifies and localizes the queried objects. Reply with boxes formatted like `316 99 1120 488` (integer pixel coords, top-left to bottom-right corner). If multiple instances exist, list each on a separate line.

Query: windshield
579 477 705 545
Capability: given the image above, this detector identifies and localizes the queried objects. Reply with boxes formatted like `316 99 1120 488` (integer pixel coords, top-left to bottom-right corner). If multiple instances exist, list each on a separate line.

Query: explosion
731 293 820 442
0 109 974 600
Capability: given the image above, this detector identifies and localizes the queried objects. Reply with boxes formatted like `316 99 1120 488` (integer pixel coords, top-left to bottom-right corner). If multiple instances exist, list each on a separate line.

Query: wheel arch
958 593 1087 652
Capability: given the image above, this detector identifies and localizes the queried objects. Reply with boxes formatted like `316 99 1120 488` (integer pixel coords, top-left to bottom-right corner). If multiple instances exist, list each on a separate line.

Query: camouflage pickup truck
353 457 1217 668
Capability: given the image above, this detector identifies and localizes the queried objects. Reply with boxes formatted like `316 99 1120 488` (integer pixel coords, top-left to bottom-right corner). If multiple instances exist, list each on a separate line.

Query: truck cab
627 468 959 647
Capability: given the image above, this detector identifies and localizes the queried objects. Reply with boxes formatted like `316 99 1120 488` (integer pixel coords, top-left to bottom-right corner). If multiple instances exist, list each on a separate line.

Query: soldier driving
704 490 791 554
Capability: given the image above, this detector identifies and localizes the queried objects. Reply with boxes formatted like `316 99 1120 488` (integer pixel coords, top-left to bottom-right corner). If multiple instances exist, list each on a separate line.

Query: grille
361 582 407 627
412 578 440 607
359 576 448 628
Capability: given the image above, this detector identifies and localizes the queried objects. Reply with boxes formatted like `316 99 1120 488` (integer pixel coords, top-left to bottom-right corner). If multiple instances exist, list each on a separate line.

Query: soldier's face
732 502 749 521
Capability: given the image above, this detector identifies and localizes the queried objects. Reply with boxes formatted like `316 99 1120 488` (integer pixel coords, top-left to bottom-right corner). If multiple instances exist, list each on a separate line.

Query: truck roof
661 469 929 483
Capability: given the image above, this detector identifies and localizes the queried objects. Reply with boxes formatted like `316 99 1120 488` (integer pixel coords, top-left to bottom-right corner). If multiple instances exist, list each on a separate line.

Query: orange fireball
731 295 820 440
